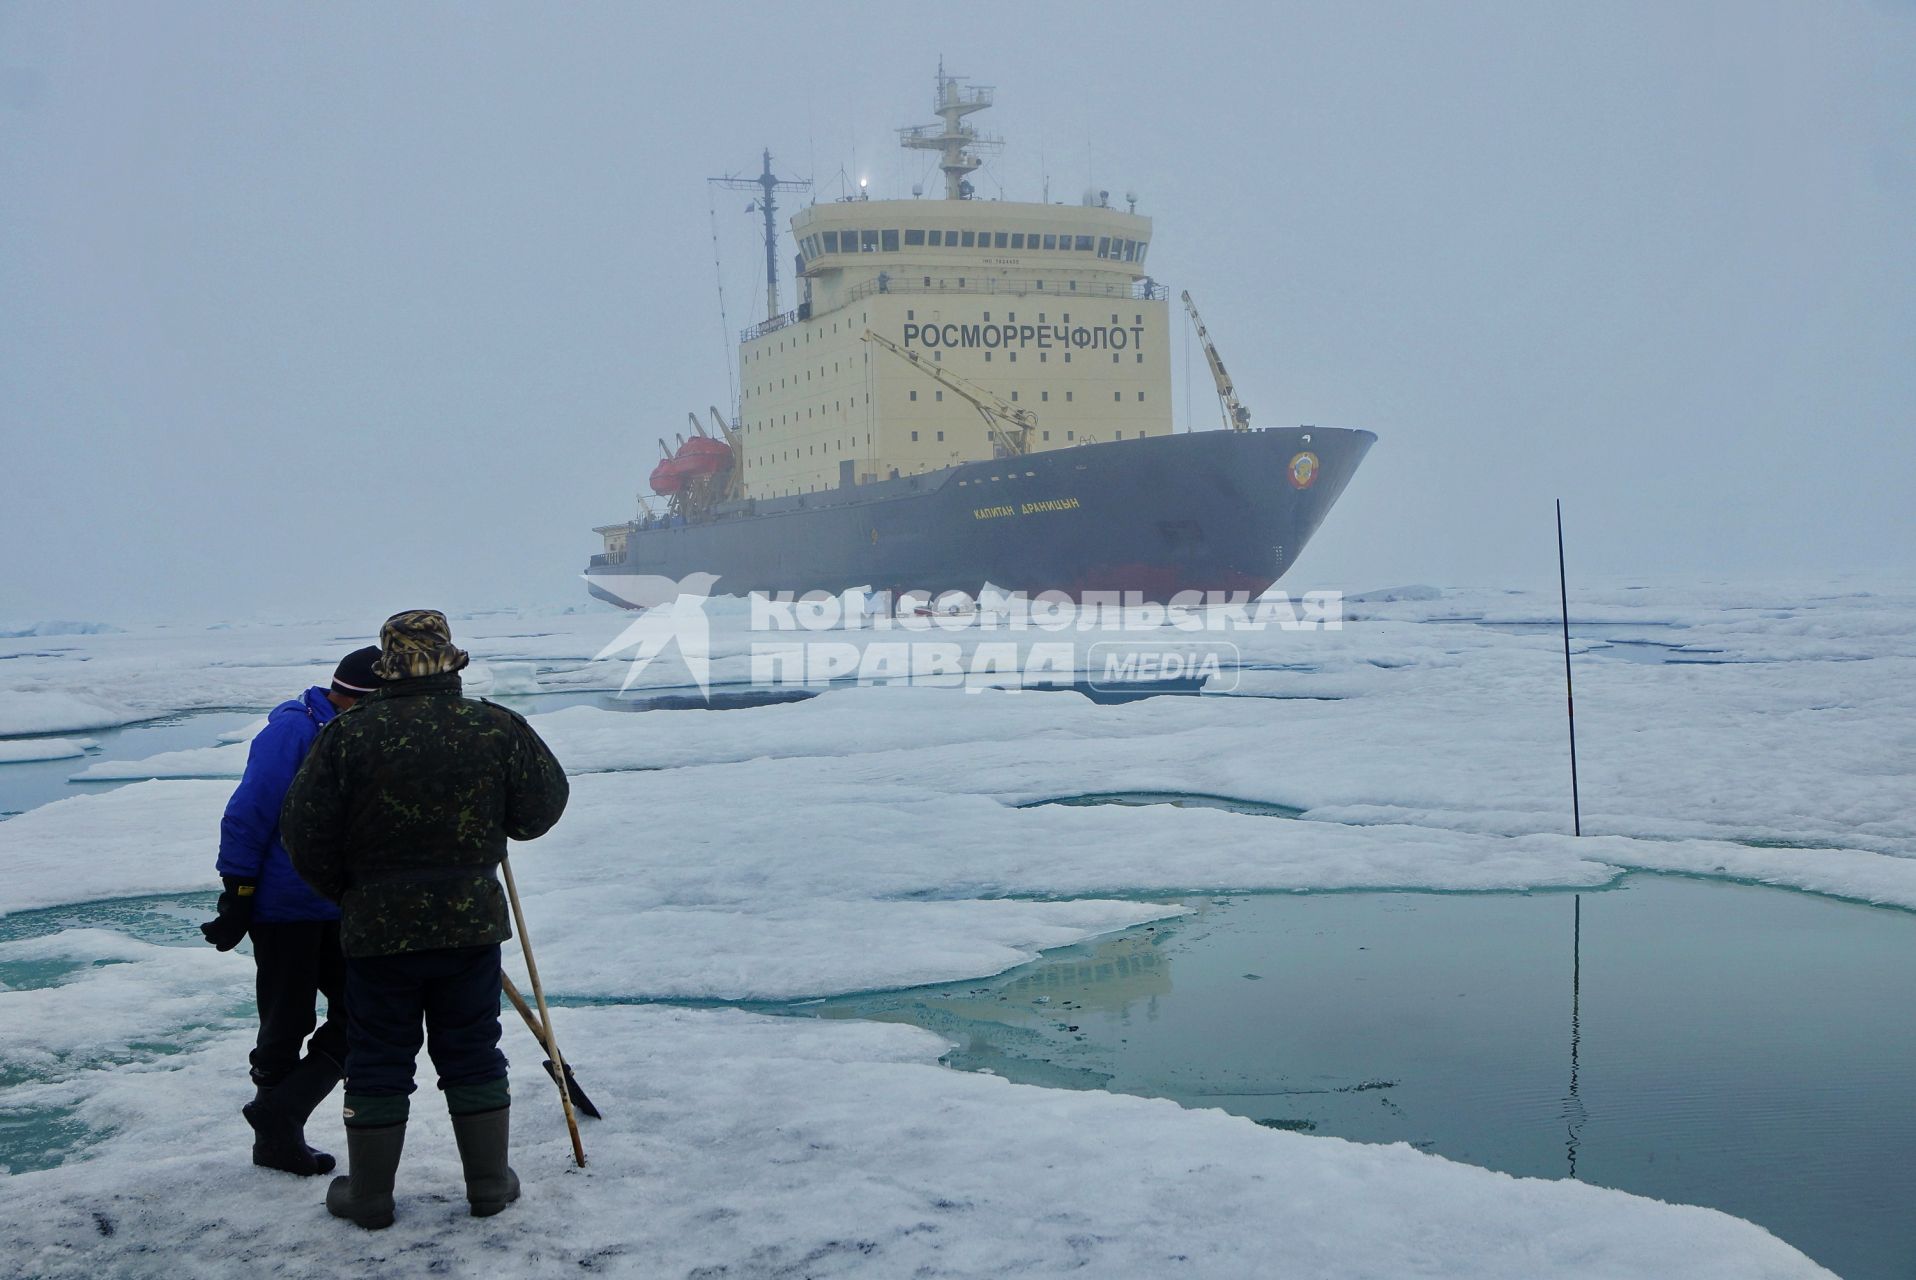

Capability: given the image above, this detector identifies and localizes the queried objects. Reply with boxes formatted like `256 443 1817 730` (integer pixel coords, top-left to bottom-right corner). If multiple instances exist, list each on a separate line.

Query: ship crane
861 329 1034 458
1180 290 1251 432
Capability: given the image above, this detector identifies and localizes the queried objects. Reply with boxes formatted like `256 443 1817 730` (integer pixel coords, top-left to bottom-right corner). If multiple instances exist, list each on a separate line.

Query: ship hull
586 426 1374 606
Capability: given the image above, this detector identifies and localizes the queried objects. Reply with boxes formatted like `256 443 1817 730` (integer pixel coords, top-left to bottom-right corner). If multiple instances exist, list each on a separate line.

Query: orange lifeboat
675 435 731 480
649 435 732 496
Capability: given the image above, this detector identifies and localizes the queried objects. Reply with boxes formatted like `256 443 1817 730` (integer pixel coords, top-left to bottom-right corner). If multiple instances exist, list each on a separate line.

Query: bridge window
881 230 899 251
1010 233 1025 249
1042 234 1057 250
905 229 925 246
1075 236 1094 251
823 231 839 253
927 230 942 246
1097 237 1110 258
961 231 975 247
994 232 1008 248
860 230 879 252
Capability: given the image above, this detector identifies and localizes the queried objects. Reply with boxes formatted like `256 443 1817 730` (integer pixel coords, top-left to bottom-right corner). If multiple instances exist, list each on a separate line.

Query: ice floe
0 578 1906 1275
0 738 94 764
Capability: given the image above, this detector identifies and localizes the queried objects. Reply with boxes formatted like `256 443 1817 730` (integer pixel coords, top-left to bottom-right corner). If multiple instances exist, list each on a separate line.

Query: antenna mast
711 151 812 321
898 62 1001 200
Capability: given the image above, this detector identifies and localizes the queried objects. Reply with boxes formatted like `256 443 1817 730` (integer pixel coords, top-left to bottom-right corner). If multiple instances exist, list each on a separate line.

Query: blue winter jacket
216 687 341 923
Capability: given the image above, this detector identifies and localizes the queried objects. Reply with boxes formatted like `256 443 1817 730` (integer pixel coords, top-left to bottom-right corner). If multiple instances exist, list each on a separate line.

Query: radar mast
899 62 1001 199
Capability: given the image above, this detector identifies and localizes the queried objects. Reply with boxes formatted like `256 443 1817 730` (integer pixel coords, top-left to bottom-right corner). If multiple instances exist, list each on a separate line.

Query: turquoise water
0 712 259 819
0 892 232 1172
810 876 1916 1280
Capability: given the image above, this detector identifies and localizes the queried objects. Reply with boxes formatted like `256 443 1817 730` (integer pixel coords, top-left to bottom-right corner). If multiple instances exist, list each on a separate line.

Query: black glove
199 876 258 951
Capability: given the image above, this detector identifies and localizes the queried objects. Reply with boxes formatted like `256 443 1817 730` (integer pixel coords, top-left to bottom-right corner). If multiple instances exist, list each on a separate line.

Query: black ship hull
585 426 1374 606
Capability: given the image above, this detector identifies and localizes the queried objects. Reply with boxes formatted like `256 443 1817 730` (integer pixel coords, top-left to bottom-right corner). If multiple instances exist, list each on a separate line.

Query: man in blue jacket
202 645 382 1176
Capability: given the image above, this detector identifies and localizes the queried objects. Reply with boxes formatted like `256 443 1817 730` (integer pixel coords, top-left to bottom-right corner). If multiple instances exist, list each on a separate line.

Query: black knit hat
332 646 384 697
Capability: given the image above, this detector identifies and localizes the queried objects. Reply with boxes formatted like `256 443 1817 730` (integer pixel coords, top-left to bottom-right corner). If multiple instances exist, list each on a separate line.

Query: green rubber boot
325 1111 406 1230
450 1106 520 1218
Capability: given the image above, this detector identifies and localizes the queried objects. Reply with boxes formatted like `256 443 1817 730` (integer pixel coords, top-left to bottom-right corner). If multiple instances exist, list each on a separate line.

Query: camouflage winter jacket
280 672 569 958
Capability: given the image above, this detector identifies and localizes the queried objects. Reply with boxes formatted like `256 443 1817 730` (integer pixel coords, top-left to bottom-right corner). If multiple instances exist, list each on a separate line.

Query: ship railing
741 309 802 343
837 276 1169 306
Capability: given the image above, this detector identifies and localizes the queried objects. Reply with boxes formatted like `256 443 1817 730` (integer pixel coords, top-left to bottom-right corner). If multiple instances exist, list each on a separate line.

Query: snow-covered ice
4 577 1906 1275
0 738 94 764
0 692 140 738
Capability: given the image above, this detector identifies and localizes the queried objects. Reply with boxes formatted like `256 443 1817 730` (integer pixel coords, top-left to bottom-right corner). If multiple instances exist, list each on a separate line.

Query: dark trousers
249 920 347 1086
343 944 506 1098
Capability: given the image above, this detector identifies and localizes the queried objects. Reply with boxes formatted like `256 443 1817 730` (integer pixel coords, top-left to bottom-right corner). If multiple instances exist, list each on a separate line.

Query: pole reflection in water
1563 893 1585 1179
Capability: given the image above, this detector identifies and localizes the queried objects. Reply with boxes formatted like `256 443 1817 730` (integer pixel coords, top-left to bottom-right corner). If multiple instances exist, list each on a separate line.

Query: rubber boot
244 1050 342 1176
450 1107 520 1218
325 1122 406 1230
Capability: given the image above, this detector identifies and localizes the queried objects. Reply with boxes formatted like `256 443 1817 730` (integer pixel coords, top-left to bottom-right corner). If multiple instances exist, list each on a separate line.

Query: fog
2 2 1911 624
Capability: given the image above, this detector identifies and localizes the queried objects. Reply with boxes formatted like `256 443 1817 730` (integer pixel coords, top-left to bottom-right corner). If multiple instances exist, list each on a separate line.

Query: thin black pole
1557 499 1582 837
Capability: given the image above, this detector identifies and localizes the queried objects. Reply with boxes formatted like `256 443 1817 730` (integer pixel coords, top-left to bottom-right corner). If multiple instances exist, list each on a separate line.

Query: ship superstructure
739 76 1170 499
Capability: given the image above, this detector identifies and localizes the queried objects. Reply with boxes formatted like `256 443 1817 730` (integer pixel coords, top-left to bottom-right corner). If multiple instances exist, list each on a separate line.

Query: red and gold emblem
1288 451 1319 489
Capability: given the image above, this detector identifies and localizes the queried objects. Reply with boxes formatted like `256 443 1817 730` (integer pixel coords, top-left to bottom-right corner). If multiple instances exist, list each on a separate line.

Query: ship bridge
787 199 1155 322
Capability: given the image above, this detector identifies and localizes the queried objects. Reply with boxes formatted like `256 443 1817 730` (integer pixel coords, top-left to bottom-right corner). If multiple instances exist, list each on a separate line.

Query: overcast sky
2 2 1911 624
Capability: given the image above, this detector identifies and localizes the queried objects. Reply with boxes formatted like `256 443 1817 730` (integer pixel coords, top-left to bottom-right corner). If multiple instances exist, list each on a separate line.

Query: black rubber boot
244 1051 342 1176
325 1122 406 1230
450 1107 520 1218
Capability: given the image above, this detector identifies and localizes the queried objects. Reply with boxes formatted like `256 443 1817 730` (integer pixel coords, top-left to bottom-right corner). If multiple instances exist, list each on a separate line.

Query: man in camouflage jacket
282 609 568 1230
